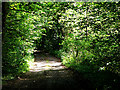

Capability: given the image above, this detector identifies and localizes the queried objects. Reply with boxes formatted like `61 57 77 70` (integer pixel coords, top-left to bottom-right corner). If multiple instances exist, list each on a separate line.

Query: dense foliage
2 2 69 78
2 2 46 77
59 2 120 73
2 2 120 89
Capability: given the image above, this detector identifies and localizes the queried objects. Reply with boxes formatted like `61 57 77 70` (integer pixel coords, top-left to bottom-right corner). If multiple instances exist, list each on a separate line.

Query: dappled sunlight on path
29 54 66 72
2 53 91 89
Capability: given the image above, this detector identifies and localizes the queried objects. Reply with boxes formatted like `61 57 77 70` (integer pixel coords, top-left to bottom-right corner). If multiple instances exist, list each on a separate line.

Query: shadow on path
2 53 93 90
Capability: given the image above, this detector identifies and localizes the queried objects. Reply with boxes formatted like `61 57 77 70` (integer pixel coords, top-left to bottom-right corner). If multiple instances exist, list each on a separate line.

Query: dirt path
2 53 92 90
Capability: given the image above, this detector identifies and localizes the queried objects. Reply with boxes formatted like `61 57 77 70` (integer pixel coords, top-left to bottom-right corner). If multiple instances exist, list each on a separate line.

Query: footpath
2 53 92 90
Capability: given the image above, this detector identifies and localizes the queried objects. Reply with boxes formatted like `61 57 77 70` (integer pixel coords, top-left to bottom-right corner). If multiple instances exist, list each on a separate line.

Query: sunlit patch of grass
46 60 49 63
27 55 34 70
45 65 51 67
2 74 14 80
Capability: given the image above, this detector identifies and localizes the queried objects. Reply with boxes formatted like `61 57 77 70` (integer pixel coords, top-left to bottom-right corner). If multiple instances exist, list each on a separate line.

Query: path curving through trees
2 53 92 90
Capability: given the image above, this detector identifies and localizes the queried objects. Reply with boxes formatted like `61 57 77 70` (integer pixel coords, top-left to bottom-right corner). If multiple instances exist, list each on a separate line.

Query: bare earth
2 53 92 90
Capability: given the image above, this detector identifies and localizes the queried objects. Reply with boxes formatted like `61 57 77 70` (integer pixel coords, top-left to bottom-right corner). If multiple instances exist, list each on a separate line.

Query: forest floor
2 53 93 90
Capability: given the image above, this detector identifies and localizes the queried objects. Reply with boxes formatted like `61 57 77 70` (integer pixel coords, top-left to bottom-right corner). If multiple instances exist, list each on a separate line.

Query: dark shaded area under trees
2 2 120 89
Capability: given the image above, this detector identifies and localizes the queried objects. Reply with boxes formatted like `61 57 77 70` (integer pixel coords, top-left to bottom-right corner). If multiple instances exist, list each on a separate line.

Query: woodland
2 2 120 89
